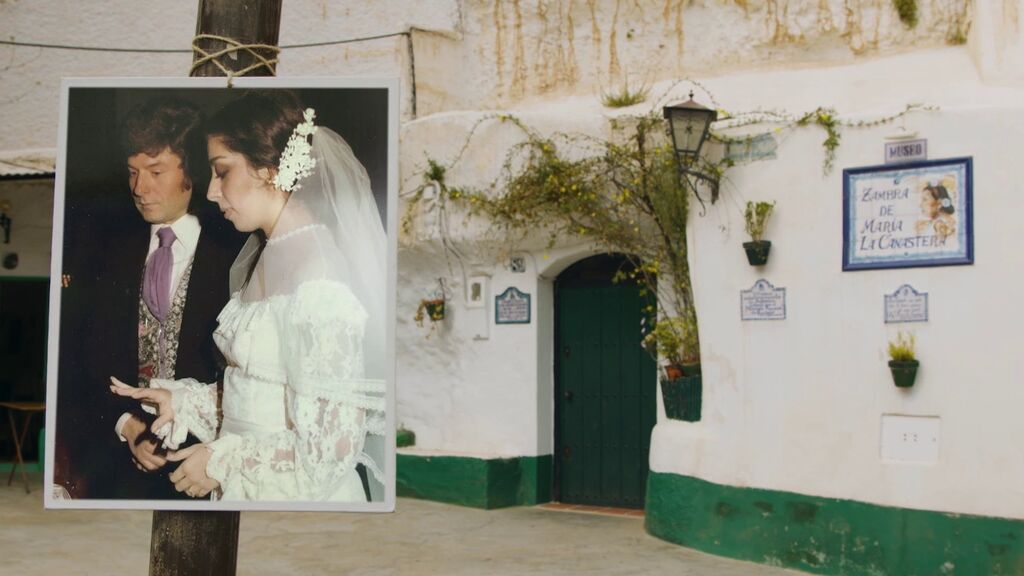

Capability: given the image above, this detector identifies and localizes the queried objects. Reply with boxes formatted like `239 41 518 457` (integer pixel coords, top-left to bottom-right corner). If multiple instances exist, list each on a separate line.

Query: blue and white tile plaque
741 279 786 321
495 287 531 324
884 284 928 323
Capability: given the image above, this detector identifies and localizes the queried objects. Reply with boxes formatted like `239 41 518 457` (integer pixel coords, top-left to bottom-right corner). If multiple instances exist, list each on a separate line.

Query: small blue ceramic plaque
726 133 777 163
495 287 531 324
741 279 786 321
884 284 928 323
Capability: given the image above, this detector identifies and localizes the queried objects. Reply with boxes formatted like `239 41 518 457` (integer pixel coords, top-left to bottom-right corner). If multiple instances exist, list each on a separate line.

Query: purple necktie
143 227 176 322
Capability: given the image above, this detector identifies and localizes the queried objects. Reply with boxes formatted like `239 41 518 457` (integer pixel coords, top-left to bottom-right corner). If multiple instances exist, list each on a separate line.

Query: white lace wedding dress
150 224 385 502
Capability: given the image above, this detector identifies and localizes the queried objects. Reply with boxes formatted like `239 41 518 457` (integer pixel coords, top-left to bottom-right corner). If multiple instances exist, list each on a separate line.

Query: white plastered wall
399 46 1024 521
651 101 1024 522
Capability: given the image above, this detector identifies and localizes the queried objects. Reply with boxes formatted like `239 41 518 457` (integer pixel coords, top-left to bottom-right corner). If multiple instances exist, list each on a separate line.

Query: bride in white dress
112 91 387 502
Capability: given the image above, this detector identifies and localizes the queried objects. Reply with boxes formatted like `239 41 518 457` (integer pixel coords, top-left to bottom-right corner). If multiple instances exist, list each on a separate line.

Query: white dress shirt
115 213 202 441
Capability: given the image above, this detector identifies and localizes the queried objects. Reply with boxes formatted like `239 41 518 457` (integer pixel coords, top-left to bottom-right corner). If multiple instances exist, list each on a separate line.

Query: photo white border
44 76 399 513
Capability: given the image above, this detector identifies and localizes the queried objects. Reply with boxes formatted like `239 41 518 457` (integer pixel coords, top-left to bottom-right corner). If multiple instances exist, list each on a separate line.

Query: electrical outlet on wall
880 414 940 462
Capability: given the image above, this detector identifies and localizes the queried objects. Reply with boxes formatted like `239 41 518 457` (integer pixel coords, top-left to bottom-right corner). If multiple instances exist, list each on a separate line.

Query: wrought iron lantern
663 92 719 201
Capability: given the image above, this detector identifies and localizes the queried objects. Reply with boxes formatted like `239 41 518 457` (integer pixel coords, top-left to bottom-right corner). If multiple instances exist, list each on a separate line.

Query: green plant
888 332 916 362
796 107 841 174
602 81 650 108
402 158 454 237
744 201 775 242
396 426 416 448
424 157 447 183
643 314 700 367
893 0 918 27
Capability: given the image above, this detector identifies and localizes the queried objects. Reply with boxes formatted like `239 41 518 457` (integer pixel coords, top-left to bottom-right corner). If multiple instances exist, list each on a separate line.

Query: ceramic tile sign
885 284 929 324
726 133 777 163
495 286 531 324
741 279 786 321
884 139 927 164
843 157 973 271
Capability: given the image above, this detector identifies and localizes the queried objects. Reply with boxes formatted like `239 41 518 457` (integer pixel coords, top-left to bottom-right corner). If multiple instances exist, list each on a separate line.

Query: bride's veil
229 124 388 501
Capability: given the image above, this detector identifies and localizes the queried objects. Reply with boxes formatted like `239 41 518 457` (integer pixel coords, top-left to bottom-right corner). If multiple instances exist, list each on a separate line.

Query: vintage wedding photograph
44 78 397 512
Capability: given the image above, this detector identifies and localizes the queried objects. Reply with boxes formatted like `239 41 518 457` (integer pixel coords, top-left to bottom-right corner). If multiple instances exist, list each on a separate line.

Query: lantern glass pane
670 112 704 155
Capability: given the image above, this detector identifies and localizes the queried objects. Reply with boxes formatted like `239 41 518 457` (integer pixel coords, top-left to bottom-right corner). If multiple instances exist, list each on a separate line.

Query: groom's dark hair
120 97 208 211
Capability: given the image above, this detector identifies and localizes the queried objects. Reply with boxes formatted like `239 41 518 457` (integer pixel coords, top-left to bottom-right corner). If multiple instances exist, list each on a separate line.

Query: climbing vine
405 112 707 366
403 88 936 365
710 103 934 175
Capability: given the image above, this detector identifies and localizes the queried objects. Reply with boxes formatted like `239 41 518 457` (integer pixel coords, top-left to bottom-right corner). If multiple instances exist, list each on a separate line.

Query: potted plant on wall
888 331 919 388
743 200 775 266
644 315 702 422
414 297 445 326
414 278 450 333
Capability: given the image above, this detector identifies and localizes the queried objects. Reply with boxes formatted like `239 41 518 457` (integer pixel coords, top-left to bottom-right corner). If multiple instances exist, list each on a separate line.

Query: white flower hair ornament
272 108 318 193
940 198 952 208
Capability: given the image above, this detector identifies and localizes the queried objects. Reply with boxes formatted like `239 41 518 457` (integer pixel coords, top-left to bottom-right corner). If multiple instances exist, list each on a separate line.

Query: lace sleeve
205 280 385 501
145 378 219 448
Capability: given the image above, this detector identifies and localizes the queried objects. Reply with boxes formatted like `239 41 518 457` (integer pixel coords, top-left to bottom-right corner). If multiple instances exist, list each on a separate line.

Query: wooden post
150 511 241 575
149 2 282 575
191 0 282 77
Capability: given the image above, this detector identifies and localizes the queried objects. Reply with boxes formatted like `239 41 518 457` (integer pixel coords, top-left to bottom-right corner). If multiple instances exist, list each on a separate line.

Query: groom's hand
110 377 175 433
122 415 167 472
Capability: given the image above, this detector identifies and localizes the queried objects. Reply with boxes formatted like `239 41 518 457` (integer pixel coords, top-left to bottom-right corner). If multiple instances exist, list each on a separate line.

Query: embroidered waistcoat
137 260 195 385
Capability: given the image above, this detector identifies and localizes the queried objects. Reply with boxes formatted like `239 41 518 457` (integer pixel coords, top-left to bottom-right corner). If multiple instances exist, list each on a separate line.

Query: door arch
554 254 657 508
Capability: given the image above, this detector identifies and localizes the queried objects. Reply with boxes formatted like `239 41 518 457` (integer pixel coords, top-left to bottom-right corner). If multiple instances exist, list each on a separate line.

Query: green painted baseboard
397 453 552 509
645 471 1024 576
0 461 40 472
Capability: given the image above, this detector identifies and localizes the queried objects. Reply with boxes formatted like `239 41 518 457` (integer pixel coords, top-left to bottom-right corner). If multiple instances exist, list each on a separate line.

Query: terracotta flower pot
664 364 684 380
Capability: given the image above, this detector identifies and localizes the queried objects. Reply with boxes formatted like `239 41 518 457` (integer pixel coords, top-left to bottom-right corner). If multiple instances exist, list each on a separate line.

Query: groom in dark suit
70 97 242 499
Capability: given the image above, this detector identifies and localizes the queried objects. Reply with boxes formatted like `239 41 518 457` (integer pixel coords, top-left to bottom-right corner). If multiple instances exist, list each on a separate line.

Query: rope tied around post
190 34 280 85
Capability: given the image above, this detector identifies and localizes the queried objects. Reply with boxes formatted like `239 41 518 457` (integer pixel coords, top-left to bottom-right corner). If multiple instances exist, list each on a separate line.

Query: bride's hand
109 377 175 433
168 444 219 498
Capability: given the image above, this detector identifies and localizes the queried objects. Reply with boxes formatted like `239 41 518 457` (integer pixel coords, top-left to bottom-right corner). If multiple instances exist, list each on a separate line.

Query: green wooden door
555 255 657 509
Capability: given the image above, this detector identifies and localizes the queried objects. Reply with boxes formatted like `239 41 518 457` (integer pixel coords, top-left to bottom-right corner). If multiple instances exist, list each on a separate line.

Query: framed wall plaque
495 286 531 324
843 157 973 271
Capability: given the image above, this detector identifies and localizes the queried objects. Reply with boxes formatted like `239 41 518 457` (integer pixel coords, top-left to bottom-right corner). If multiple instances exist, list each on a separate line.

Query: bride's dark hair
205 90 305 170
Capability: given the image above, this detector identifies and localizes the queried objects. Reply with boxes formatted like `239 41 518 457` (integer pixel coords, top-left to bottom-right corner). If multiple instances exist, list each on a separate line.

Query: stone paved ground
1 473 809 576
